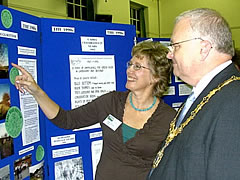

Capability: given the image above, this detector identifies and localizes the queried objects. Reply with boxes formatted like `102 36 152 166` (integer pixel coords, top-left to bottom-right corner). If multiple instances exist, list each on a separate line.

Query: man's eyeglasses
168 37 203 52
126 61 151 71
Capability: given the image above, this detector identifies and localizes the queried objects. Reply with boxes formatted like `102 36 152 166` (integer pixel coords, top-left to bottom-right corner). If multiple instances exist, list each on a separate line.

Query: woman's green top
122 123 138 143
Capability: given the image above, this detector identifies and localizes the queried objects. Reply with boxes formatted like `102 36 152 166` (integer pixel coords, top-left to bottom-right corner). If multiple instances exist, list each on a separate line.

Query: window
130 3 146 37
66 0 88 20
0 0 8 6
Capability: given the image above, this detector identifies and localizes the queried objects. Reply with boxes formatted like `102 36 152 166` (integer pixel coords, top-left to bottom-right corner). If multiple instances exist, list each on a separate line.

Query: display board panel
0 5 136 180
40 18 136 180
0 5 47 180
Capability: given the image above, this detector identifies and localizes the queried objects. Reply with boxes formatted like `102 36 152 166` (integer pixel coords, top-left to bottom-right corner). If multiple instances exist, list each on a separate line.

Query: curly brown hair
132 40 172 97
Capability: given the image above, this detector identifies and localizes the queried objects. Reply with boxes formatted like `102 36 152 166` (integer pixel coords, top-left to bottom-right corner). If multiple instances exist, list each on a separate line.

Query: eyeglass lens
127 61 146 70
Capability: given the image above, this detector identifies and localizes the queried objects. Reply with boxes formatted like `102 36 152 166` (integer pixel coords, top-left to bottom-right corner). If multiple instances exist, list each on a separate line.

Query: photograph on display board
14 154 32 180
55 156 84 180
0 122 14 160
0 164 10 180
0 84 10 120
175 75 184 83
0 43 9 79
29 161 44 180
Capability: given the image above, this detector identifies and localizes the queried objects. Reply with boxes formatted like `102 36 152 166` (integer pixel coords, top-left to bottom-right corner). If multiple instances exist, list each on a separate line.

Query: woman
12 40 176 180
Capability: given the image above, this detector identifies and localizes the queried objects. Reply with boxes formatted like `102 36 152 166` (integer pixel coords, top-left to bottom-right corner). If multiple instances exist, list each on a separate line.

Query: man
148 8 240 180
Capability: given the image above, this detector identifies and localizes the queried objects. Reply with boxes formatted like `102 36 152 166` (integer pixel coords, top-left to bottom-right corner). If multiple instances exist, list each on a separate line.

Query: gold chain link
152 75 240 168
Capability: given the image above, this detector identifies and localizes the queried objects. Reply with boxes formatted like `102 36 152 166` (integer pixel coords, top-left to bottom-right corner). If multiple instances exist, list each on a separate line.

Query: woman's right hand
11 63 60 119
11 63 40 95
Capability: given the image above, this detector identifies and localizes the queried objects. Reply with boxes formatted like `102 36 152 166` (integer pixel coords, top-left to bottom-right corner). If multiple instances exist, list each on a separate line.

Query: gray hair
175 8 234 56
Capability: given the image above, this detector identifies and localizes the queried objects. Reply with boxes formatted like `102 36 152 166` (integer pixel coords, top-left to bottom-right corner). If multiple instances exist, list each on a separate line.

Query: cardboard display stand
0 5 135 180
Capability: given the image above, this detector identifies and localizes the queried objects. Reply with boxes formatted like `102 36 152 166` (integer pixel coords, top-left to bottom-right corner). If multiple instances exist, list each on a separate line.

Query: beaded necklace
129 92 157 112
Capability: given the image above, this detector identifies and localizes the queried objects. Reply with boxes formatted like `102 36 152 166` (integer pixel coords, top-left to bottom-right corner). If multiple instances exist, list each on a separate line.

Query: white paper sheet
69 55 116 108
91 140 103 179
51 134 76 146
18 58 40 146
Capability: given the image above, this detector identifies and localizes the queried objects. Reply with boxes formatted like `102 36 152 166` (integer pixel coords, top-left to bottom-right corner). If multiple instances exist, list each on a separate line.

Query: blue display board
40 18 136 180
0 5 47 180
0 5 136 180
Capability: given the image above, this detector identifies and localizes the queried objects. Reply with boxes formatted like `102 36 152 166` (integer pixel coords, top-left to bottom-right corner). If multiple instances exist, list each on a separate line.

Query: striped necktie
176 92 196 127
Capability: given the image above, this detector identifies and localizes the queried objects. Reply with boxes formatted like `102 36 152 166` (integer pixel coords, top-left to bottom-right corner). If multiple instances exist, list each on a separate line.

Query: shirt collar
193 60 232 99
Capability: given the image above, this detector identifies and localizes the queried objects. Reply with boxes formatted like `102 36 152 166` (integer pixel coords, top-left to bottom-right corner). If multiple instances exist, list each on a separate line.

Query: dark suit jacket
148 63 240 180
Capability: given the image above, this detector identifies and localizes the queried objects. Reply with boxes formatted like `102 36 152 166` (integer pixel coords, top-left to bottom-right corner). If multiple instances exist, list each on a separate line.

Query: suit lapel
182 63 240 124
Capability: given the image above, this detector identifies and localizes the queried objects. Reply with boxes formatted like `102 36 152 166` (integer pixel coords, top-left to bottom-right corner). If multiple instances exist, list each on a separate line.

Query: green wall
96 0 160 38
6 0 240 47
7 0 161 37
8 0 66 18
160 0 240 48
96 0 130 24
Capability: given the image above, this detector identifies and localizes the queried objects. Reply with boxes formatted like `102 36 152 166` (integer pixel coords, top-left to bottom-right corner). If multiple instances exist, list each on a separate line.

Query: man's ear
200 40 212 60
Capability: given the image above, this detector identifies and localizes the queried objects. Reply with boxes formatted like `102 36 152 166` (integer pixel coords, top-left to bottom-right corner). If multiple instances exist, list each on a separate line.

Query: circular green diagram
36 145 45 161
1 9 13 28
9 67 19 85
5 106 23 138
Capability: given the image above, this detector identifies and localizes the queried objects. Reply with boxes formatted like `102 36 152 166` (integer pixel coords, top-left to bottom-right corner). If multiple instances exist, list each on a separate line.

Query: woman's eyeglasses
126 61 151 71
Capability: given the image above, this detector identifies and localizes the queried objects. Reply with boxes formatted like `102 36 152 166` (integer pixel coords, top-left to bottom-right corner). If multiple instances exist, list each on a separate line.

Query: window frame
130 2 146 38
66 0 87 20
0 0 8 6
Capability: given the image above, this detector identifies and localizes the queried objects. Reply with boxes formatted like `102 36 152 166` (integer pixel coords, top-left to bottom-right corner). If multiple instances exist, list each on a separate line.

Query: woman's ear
150 76 160 85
